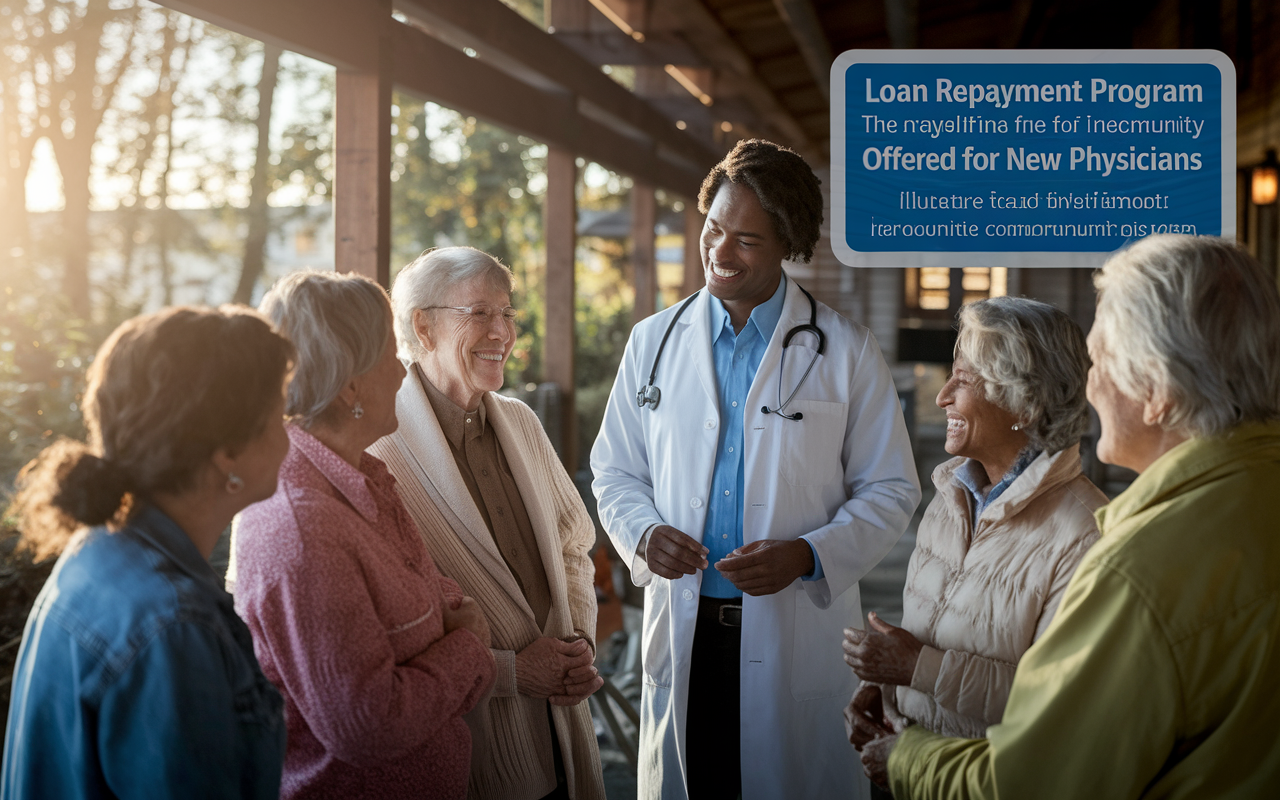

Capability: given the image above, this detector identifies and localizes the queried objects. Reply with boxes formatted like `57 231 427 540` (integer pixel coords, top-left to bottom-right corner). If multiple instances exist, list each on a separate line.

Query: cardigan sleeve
547 434 600 653
243 492 495 767
514 400 600 653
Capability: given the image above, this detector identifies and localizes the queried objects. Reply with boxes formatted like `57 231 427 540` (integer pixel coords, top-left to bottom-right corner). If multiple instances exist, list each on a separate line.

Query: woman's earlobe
335 379 360 415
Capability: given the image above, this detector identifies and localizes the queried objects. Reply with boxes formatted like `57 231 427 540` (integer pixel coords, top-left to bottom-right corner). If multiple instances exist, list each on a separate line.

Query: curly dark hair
697 139 823 263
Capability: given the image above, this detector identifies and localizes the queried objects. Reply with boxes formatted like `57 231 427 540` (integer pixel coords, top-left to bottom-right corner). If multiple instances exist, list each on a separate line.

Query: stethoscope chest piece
637 384 661 409
638 281 825 422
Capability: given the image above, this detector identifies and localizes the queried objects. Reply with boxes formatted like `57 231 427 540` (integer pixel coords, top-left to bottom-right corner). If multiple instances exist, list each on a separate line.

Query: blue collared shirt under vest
701 274 825 598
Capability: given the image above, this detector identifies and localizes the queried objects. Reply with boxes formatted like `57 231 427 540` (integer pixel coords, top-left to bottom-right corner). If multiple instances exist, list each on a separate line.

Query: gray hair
391 246 515 362
1091 235 1280 437
956 296 1092 454
258 270 393 427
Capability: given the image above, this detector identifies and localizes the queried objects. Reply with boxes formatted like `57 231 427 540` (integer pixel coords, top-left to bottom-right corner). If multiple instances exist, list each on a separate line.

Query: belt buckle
718 603 742 627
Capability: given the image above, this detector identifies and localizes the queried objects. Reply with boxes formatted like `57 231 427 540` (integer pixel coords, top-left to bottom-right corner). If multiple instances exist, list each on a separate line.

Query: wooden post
544 146 579 473
334 17 392 286
631 181 657 323
682 203 704 297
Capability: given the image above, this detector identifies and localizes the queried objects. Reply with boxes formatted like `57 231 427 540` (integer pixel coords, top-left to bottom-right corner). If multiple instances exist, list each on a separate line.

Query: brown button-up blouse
420 369 553 630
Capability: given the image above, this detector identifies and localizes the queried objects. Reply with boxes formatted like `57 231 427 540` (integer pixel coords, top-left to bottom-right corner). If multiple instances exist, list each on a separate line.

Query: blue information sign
831 51 1235 267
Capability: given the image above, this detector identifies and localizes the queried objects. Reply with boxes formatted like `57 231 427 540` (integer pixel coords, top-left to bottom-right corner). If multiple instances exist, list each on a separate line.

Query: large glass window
903 267 1007 314
2 0 332 481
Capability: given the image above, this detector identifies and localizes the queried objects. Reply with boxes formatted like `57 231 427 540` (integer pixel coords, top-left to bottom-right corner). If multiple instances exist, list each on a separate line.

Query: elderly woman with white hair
842 296 1106 791
871 235 1280 799
231 270 497 800
368 246 606 800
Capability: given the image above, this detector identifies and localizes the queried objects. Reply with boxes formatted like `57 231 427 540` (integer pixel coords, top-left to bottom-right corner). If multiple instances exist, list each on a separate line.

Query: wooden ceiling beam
652 0 817 159
550 30 706 67
394 0 719 172
772 0 835 101
159 0 382 72
160 0 711 193
389 22 704 196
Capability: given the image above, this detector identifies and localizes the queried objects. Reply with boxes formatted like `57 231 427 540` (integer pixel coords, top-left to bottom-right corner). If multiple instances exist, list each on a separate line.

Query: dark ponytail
9 440 133 560
51 450 132 527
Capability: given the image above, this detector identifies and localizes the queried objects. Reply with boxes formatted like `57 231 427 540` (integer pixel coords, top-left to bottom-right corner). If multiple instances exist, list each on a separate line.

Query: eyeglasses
425 304 523 326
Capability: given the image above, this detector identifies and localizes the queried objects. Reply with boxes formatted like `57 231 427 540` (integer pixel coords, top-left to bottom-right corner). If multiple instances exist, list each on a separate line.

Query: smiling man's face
700 181 788 321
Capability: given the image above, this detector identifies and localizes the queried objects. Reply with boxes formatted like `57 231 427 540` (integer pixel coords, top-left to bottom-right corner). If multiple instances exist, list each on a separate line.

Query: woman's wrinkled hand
516 637 598 702
843 612 925 686
443 596 491 648
844 682 892 751
861 733 899 791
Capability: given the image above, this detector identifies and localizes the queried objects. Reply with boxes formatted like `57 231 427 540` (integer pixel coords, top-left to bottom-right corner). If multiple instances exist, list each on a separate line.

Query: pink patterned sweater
233 426 495 799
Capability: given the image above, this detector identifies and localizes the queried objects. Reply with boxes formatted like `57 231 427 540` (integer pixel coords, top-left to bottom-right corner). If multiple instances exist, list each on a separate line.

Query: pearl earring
226 473 244 493
352 401 364 419
1011 423 1021 431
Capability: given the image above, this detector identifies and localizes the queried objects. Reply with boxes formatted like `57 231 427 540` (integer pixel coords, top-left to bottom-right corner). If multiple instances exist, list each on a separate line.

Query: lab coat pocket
780 400 847 486
790 589 852 701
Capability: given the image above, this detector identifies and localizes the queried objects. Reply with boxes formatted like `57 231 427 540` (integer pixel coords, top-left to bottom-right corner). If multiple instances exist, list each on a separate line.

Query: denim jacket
1 505 284 799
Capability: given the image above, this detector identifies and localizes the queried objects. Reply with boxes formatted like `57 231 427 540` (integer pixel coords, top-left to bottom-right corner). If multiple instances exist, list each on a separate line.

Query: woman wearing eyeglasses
368 246 606 800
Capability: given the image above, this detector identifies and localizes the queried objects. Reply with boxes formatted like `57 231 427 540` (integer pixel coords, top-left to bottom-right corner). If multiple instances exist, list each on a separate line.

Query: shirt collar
129 504 224 594
417 365 486 449
954 458 991 505
709 271 788 345
955 448 1041 517
285 424 382 522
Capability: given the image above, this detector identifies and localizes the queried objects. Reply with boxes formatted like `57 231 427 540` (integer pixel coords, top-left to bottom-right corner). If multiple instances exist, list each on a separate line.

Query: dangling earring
352 401 364 420
226 473 245 494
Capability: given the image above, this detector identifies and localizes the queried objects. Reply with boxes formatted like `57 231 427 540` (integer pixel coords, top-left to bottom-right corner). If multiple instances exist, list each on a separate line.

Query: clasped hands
443 597 602 706
516 636 603 707
642 524 814 596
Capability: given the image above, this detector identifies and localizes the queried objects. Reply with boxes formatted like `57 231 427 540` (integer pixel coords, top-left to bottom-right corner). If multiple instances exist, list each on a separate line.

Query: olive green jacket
888 423 1280 799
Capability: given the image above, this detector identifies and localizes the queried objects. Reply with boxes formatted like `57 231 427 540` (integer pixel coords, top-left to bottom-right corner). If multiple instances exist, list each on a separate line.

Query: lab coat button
690 497 703 509
683 589 694 600
704 419 716 429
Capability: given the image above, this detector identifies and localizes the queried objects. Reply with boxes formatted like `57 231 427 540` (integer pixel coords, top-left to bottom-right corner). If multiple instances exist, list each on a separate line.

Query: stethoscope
636 282 827 421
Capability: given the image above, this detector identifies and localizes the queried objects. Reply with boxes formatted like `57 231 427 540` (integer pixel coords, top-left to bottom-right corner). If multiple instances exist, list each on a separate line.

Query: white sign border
829 49 1237 268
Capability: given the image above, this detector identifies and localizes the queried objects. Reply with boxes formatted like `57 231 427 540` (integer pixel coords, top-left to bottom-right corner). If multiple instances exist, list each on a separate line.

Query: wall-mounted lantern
1252 149 1278 205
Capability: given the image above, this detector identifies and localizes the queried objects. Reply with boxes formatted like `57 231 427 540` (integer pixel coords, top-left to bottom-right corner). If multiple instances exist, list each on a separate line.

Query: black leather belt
699 596 742 628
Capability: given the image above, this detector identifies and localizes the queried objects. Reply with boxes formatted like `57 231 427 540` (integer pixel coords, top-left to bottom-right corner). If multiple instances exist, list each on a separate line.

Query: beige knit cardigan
368 372 605 800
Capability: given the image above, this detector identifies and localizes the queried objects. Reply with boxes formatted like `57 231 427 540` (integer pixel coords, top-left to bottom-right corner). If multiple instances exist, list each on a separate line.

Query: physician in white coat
591 139 921 800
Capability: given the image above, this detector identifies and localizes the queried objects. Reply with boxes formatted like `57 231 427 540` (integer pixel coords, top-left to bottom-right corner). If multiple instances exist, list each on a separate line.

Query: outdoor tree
0 0 142 316
390 96 547 387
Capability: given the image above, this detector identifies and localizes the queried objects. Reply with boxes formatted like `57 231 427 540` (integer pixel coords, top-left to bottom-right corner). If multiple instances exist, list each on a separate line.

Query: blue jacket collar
128 504 224 595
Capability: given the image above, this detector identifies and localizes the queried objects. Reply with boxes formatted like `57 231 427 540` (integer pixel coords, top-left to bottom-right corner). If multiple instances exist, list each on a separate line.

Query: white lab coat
590 277 921 800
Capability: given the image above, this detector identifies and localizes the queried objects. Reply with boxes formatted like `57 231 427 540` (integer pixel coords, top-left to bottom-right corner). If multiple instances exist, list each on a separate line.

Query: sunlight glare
25 138 64 212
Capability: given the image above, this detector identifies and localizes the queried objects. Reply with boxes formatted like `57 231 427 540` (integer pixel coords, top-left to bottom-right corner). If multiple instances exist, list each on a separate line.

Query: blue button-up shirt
1 505 285 799
700 275 824 597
